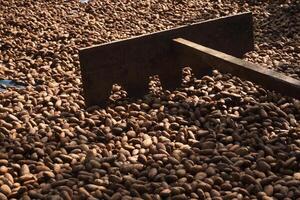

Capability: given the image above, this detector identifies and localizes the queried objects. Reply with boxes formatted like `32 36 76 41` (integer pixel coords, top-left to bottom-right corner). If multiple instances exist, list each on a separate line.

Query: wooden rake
79 12 300 106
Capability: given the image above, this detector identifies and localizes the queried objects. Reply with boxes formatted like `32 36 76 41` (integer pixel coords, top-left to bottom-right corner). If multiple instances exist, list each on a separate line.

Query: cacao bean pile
244 1 300 79
0 0 299 199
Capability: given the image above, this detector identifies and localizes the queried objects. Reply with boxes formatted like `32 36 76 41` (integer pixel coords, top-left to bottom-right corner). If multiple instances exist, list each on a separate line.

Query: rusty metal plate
79 12 254 106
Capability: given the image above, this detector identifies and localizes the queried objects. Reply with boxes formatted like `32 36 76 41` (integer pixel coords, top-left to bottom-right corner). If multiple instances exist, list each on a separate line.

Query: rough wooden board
173 38 300 99
79 12 254 106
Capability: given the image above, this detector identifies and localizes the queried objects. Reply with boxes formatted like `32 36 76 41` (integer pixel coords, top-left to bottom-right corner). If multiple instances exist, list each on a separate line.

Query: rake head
79 12 300 106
